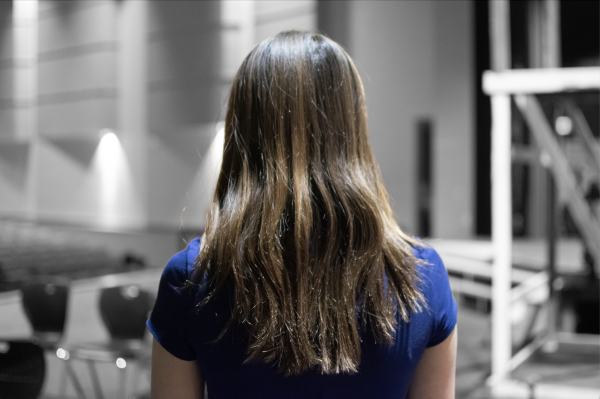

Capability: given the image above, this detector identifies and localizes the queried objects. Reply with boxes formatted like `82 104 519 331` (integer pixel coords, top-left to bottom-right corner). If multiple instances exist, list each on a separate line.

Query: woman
148 31 457 399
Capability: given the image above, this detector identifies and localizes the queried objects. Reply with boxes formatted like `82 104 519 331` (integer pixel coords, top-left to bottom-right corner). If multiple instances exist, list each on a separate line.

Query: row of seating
0 276 154 399
0 251 126 293
0 245 147 293
0 225 84 249
0 221 150 292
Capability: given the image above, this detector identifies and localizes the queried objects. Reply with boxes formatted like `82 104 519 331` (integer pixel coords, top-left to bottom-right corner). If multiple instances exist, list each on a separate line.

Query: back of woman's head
195 30 424 375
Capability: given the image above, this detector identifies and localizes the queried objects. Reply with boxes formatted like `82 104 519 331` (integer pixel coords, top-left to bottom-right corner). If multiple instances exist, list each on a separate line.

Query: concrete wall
322 0 474 238
0 0 225 233
0 1 15 137
255 0 316 42
0 0 472 239
35 1 126 227
348 1 437 234
0 0 36 218
0 0 318 234
432 1 474 238
145 1 221 230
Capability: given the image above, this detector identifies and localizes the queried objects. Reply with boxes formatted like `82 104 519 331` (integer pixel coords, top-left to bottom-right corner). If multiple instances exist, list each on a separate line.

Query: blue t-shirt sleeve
418 246 457 348
146 238 201 361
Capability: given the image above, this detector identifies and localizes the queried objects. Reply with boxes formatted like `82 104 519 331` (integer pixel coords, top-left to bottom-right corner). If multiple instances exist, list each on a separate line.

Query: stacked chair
3 266 154 398
20 277 70 349
68 284 155 399
13 276 85 398
0 340 46 399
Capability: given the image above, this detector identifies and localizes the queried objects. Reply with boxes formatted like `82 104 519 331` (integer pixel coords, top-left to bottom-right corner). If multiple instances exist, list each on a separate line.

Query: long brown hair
193 31 425 375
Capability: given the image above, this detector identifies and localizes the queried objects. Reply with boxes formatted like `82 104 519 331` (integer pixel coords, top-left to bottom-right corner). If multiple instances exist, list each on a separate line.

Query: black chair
0 340 46 399
69 284 154 399
100 285 152 342
20 277 69 347
20 277 85 398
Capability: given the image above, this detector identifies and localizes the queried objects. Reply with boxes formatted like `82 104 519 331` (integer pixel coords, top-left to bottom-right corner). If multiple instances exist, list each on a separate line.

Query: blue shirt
147 238 457 399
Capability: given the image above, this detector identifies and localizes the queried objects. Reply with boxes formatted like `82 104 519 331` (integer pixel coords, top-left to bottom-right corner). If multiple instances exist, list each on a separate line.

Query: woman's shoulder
411 241 451 293
411 241 457 347
147 237 202 361
161 237 201 285
411 240 445 273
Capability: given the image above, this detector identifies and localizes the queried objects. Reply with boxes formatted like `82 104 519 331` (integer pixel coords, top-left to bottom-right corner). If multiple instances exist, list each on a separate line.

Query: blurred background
0 1 597 398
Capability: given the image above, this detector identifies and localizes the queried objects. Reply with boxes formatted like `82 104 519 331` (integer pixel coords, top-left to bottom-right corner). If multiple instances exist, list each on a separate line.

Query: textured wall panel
147 1 220 34
38 96 117 136
37 0 117 141
0 108 14 136
148 83 215 130
348 1 437 234
255 0 315 20
0 3 15 138
0 2 13 60
0 144 30 213
255 13 316 43
147 1 221 131
0 66 13 101
35 138 101 220
38 1 116 53
255 1 316 42
38 50 116 95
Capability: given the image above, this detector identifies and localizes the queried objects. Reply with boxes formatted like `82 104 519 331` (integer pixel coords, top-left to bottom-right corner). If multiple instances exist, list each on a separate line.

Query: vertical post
416 119 433 238
489 0 512 387
12 0 37 141
546 166 558 345
13 0 38 218
489 0 511 70
542 0 560 69
526 0 547 239
117 0 149 229
490 94 513 386
542 0 561 351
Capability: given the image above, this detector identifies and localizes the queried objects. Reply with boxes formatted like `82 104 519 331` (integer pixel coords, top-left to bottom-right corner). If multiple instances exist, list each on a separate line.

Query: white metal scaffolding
484 0 600 397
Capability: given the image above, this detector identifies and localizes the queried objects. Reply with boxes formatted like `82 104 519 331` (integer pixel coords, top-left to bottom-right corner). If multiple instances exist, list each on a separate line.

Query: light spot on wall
186 124 225 226
199 123 225 199
13 0 38 140
13 0 37 20
93 130 134 229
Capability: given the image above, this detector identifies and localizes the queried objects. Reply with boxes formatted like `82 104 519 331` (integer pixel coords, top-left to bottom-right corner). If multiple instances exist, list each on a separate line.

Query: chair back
99 285 153 341
20 277 70 341
0 340 46 399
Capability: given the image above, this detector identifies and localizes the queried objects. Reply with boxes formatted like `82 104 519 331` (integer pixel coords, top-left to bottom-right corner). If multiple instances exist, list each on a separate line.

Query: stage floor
0 238 597 398
427 237 586 274
428 238 599 399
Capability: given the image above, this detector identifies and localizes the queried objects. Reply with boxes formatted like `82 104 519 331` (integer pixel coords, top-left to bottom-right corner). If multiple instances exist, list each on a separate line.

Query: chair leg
119 363 128 399
86 360 105 399
59 359 68 398
63 359 88 399
128 361 143 399
133 357 152 399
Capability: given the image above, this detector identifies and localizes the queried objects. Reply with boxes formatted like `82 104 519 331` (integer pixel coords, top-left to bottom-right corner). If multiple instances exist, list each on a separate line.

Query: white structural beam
483 67 600 95
488 0 512 388
486 0 599 396
490 94 513 386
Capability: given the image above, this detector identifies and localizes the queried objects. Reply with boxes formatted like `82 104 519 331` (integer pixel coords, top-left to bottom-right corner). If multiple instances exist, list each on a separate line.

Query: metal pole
489 0 513 387
490 93 513 386
545 168 558 352
542 0 561 353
